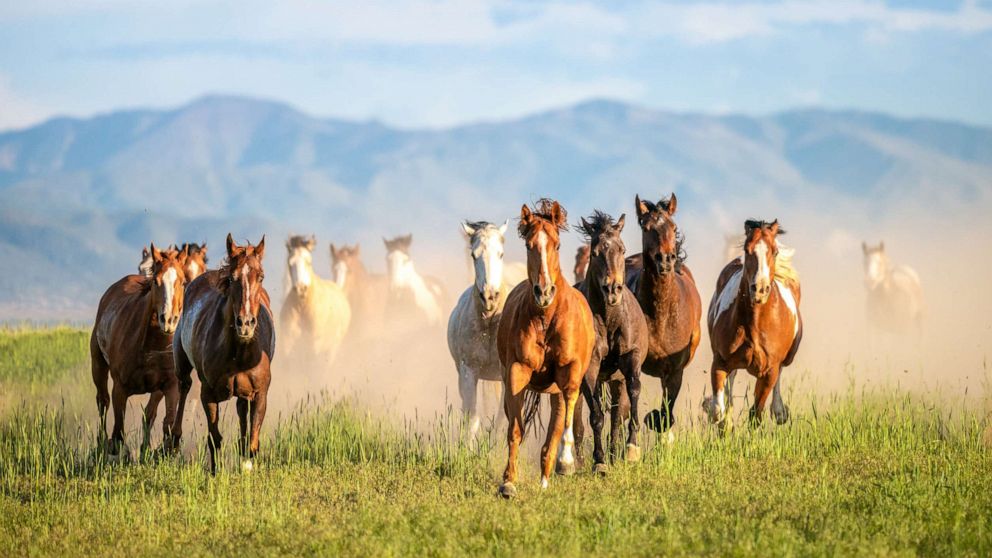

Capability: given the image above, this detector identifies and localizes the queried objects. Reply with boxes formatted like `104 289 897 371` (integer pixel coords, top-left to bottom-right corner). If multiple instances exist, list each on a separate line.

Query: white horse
448 220 522 437
462 221 527 288
280 235 351 368
862 241 924 337
384 234 446 327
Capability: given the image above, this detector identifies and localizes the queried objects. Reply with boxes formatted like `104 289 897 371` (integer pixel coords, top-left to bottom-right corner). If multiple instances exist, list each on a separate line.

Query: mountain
1 96 990 320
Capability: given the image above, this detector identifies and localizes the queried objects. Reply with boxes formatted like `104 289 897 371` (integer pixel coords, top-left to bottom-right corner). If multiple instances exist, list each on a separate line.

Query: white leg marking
559 426 575 465
541 476 549 490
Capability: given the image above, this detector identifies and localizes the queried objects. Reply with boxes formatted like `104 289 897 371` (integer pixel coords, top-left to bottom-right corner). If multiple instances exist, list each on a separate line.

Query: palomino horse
708 220 802 428
496 199 595 498
574 244 590 284
384 234 446 327
574 211 647 472
447 220 515 437
862 241 924 337
172 234 275 474
281 235 351 366
92 244 187 458
330 243 388 340
625 193 701 434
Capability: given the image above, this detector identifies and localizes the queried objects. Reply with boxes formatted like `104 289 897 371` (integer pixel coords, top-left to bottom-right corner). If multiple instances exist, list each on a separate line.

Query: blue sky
0 0 990 130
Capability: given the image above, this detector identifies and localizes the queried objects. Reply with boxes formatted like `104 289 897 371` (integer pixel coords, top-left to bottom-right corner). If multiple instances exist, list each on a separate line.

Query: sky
0 0 990 131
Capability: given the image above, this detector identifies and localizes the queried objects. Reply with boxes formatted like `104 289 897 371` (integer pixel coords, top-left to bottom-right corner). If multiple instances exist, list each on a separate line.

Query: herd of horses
89 192 923 494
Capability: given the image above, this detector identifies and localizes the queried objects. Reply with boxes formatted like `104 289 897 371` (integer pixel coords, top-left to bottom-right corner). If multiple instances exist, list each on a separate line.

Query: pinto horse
384 234 446 327
496 199 594 498
92 244 187 457
625 193 702 434
330 243 389 340
172 234 275 474
574 211 647 472
707 220 802 428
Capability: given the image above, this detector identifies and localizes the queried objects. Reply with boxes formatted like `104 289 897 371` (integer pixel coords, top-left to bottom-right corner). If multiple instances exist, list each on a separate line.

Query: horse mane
575 210 616 242
287 235 313 249
774 244 799 287
519 198 569 236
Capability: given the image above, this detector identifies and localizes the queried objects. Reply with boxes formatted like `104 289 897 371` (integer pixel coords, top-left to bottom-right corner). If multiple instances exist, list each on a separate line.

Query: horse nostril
533 285 541 297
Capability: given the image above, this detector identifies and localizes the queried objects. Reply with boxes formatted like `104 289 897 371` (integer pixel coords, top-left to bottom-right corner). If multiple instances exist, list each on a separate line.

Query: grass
1 328 991 556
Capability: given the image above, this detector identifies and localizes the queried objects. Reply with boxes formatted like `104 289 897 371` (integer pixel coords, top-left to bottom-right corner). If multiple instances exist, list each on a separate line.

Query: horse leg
457 364 480 438
141 391 163 456
544 392 567 484
572 394 585 469
244 392 267 472
723 369 739 419
709 362 731 433
749 367 780 427
171 336 194 448
651 367 684 440
581 376 607 474
200 393 223 475
769 375 790 425
108 382 128 460
90 331 110 445
499 363 529 498
606 379 624 462
553 366 583 479
237 398 249 462
622 354 643 462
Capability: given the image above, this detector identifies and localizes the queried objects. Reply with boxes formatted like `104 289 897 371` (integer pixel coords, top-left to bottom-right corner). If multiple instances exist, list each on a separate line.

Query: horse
91 243 187 459
447 220 514 438
139 246 154 277
179 242 208 281
573 211 648 473
172 234 275 474
574 244 590 284
707 220 802 429
384 234 446 327
330 243 389 340
461 220 528 288
496 199 595 498
281 235 351 367
862 241 924 338
625 193 702 435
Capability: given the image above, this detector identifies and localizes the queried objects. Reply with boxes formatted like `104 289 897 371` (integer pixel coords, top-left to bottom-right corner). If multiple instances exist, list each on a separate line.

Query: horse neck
139 283 166 348
642 266 680 315
583 267 611 316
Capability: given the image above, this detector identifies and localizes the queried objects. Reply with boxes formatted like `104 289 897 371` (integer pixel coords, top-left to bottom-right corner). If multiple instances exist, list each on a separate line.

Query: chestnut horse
707 220 802 429
140 243 207 281
573 244 590 284
574 211 647 472
625 193 701 434
172 234 274 473
92 244 187 458
330 243 389 340
496 199 594 498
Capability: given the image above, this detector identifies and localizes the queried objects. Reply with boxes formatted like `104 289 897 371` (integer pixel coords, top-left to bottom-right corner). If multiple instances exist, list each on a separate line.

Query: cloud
0 76 51 131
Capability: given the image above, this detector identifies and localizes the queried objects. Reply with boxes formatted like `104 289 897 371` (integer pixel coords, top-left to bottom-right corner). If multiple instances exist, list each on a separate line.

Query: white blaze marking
289 249 312 289
754 240 771 285
473 229 504 295
241 263 251 311
709 269 742 324
161 267 178 320
775 280 800 338
333 261 348 288
537 230 551 289
187 261 200 278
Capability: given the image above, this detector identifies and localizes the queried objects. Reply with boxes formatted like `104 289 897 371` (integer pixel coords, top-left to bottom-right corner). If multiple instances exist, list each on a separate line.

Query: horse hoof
625 444 642 462
498 482 517 499
556 460 576 476
774 405 791 425
241 459 254 473
593 462 609 476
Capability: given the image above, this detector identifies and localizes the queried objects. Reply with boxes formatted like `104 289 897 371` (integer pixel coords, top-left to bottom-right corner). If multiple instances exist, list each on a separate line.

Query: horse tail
523 390 545 438
89 328 110 419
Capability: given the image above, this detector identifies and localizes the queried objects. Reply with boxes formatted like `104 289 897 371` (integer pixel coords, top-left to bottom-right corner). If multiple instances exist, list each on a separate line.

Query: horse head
462 220 509 317
286 234 316 298
743 219 785 305
573 244 590 284
578 211 627 307
226 233 266 341
635 193 683 276
862 241 888 290
148 242 187 334
181 242 208 281
384 234 414 293
519 199 568 309
330 243 361 289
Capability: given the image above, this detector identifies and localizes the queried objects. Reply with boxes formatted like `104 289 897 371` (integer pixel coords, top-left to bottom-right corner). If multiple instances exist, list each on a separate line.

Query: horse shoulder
447 287 476 356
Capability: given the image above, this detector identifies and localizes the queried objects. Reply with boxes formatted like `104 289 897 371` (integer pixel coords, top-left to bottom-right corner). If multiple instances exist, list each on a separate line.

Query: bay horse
447 220 513 438
91 243 187 458
384 234 446 327
281 235 351 366
573 244 590 284
862 241 924 338
707 220 802 429
574 211 647 472
172 234 275 474
496 199 594 498
625 193 701 435
330 243 389 340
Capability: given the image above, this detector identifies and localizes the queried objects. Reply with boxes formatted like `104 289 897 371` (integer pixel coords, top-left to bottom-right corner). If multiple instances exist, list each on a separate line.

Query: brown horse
625 193 702 435
496 199 594 498
179 242 208 281
91 244 187 458
707 220 802 429
172 234 275 473
330 243 389 340
573 244 590 284
574 211 647 472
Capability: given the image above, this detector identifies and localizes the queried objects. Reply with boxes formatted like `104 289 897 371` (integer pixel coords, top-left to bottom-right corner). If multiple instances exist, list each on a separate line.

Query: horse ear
227 233 237 257
402 234 413 249
329 243 338 258
769 220 780 236
667 193 678 215
256 235 266 259
635 195 649 221
307 235 316 251
520 204 532 221
499 219 509 236
178 245 189 265
551 201 565 227
382 237 389 249
580 217 593 236
142 246 150 258
151 242 163 262
616 213 626 233
461 222 476 237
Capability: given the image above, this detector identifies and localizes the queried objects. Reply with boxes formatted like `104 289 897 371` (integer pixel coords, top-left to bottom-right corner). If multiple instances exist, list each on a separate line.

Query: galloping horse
447 220 513 437
496 199 594 497
862 241 924 337
384 234 446 327
573 244 591 284
625 193 701 434
92 244 187 458
281 235 351 366
172 234 275 473
574 211 647 472
708 220 802 428
330 243 388 340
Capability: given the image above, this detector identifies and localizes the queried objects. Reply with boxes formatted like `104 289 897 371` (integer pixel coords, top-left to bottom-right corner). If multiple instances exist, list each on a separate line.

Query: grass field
1 328 990 556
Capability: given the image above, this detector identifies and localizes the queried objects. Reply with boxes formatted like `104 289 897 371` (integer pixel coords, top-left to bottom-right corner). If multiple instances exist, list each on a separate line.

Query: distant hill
1 96 990 320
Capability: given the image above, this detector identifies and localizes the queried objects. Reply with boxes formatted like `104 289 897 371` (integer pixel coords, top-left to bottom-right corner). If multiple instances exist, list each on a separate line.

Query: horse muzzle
479 288 499 316
158 313 180 334
653 252 676 275
601 281 623 306
294 285 309 297
749 282 771 305
532 284 556 309
234 314 257 340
